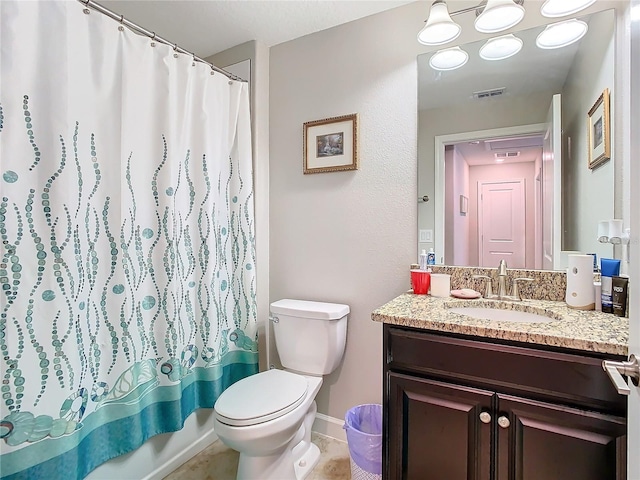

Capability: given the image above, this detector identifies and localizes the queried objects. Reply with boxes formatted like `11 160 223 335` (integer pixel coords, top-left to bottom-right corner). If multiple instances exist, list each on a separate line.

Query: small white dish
450 289 482 299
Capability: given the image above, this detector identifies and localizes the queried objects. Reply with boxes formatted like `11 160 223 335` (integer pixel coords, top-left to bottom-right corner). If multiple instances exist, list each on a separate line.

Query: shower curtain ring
173 43 179 58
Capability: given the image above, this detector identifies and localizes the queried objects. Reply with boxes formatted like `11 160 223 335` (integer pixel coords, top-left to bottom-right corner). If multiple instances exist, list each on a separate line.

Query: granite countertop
371 293 629 356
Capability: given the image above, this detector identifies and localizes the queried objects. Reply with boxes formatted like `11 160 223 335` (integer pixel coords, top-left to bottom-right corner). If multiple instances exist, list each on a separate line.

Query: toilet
213 299 349 480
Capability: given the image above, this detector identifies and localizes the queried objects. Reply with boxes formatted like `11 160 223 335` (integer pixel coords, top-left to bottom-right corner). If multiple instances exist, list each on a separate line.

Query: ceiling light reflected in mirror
479 34 523 60
420 0 591 70
540 0 597 17
429 46 469 71
536 19 589 49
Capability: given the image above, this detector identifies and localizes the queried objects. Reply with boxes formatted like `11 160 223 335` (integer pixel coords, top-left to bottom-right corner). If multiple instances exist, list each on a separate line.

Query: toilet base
235 434 320 480
235 401 320 480
293 442 320 480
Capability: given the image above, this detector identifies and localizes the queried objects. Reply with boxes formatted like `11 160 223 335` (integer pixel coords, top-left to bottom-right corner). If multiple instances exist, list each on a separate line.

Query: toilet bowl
214 369 323 479
213 299 349 480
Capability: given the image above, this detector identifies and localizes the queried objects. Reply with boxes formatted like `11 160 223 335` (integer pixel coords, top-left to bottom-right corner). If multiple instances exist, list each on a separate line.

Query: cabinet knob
479 411 491 424
498 416 510 429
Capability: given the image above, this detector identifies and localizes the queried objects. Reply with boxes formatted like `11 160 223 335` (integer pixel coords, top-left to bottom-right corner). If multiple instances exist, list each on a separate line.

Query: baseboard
142 429 220 480
312 413 347 443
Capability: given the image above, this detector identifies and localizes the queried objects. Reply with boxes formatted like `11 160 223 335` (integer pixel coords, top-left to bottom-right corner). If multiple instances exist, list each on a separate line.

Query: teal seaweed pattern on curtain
0 2 257 479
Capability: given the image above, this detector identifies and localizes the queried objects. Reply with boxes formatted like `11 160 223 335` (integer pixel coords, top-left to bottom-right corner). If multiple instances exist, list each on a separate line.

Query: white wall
269 3 423 424
626 2 640 476
445 147 470 266
562 10 615 259
445 147 454 265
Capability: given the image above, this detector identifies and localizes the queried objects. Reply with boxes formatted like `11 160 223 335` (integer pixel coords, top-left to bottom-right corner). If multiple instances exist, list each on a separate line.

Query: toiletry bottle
612 276 629 317
427 248 436 266
419 249 428 271
600 258 621 313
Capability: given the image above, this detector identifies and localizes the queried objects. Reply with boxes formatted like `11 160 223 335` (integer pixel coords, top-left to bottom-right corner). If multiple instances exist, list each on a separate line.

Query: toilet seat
214 369 309 427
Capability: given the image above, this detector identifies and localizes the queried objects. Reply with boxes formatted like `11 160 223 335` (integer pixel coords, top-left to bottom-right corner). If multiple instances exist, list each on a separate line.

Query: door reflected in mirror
417 9 616 271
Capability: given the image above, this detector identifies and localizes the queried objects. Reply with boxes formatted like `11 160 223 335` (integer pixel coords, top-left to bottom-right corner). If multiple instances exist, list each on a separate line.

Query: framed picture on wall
303 113 358 174
587 88 610 169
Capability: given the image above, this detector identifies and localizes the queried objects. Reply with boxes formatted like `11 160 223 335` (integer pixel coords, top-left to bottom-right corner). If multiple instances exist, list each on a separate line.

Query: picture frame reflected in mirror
587 88 611 170
459 195 468 215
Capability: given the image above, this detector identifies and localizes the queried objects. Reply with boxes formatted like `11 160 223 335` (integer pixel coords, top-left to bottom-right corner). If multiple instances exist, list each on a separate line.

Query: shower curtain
0 1 257 479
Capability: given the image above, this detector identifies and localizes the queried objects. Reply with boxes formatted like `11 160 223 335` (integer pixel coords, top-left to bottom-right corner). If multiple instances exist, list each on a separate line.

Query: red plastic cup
410 270 431 295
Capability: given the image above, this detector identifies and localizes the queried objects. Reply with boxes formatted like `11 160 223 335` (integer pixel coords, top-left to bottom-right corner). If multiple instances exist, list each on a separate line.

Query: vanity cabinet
384 324 627 480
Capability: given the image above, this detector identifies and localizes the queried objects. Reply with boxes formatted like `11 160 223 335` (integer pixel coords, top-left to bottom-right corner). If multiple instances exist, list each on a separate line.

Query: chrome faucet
497 259 508 298
473 259 535 301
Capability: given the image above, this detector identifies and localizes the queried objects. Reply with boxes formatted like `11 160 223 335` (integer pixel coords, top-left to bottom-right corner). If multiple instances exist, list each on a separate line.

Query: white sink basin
448 307 556 323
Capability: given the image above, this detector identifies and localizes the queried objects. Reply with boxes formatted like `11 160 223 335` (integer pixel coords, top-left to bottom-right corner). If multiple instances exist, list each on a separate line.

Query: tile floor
163 432 351 480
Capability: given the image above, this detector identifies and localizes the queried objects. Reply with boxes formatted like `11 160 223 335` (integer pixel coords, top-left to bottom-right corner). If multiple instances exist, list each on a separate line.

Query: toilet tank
270 299 349 376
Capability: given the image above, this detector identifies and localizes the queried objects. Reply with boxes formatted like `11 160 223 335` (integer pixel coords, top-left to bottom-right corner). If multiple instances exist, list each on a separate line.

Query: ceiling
454 134 544 167
99 0 415 58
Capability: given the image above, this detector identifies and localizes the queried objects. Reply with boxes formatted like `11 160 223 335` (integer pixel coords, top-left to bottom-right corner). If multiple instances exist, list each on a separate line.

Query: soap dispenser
427 248 436 266
419 249 428 270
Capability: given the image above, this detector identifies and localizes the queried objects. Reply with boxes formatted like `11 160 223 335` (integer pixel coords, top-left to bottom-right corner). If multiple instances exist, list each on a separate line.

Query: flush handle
602 354 640 395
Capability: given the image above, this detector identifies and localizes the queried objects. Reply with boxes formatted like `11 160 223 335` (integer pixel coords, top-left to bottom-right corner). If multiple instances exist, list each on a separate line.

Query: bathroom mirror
417 8 616 271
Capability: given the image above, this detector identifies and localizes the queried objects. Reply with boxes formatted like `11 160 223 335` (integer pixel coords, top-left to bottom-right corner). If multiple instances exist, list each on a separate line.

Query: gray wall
269 2 424 422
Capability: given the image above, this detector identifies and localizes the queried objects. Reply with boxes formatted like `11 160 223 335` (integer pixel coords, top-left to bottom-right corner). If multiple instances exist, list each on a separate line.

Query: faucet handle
472 275 493 298
512 277 535 300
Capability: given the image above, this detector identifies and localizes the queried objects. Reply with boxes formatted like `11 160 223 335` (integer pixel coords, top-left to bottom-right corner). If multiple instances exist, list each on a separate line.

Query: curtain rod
77 0 246 82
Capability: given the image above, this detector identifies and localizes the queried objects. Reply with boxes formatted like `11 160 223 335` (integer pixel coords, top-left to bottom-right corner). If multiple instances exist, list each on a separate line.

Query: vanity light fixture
536 19 588 49
540 0 596 18
429 46 469 71
479 34 523 60
417 1 461 46
418 0 524 46
475 0 525 34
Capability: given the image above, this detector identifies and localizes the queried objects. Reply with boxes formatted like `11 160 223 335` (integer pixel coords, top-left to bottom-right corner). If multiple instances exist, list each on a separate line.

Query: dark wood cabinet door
387 372 494 480
496 393 627 480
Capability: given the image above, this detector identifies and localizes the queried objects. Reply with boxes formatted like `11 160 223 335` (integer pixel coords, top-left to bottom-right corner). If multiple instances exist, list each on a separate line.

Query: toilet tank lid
270 299 349 320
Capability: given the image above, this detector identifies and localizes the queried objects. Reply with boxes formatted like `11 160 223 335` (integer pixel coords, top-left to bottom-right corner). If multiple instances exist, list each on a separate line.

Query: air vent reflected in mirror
473 87 506 99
